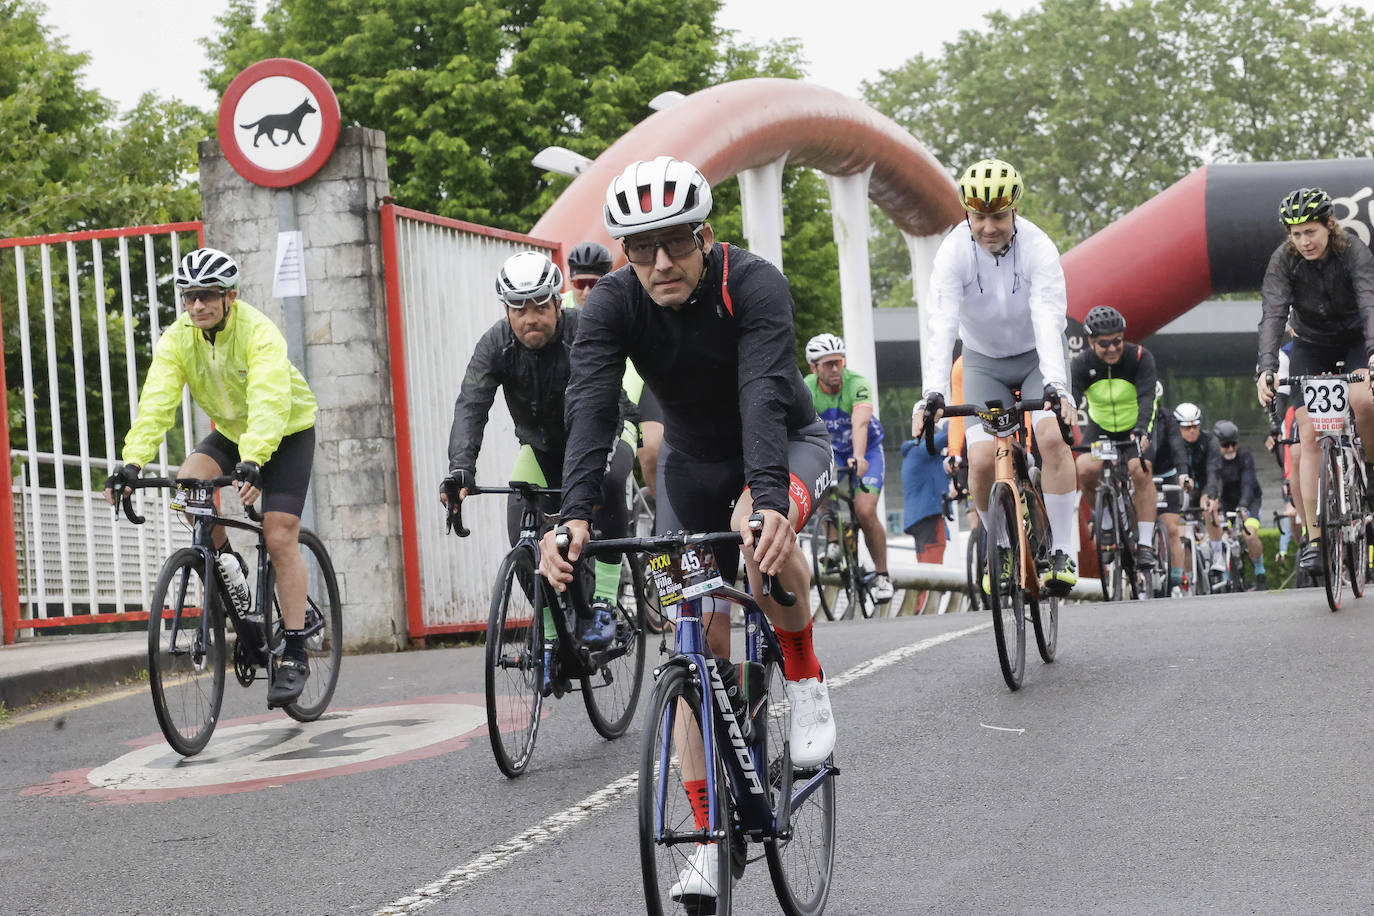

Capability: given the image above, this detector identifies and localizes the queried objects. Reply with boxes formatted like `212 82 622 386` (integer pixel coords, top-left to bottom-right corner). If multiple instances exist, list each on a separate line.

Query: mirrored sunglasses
1092 337 1124 349
503 292 558 310
571 276 601 291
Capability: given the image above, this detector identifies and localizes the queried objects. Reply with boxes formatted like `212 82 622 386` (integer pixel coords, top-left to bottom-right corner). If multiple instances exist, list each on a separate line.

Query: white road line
374 621 990 915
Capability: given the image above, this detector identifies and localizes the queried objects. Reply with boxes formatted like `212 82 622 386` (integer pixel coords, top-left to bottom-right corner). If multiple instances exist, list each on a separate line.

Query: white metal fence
2 223 204 638
382 205 562 634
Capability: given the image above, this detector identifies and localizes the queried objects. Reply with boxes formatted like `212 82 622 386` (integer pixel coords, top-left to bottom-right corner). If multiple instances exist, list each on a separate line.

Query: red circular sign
217 58 342 188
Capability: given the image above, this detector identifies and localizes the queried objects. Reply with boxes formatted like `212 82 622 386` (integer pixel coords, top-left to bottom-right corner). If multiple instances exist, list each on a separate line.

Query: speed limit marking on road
216 57 342 188
23 697 491 805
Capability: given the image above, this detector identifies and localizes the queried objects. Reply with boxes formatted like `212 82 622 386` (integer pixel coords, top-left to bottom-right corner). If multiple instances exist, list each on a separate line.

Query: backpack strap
720 243 734 317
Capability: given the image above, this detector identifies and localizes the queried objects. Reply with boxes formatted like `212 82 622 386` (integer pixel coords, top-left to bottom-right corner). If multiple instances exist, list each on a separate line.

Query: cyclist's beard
200 304 229 343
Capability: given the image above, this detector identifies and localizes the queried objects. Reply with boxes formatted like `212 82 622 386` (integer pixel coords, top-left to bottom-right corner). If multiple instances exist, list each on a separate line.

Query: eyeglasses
623 228 702 265
1092 337 1124 350
503 292 558 310
182 289 224 304
571 276 601 291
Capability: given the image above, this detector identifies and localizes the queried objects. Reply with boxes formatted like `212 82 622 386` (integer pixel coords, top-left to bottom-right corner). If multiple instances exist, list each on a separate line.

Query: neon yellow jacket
122 300 316 468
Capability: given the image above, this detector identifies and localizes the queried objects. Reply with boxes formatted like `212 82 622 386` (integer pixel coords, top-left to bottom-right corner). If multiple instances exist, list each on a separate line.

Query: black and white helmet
175 247 240 290
603 156 713 239
496 251 563 307
1173 402 1202 426
805 333 846 363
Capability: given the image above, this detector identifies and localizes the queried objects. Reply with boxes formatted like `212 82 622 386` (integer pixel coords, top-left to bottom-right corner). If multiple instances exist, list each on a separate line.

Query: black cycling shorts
1289 337 1368 380
654 419 834 593
195 427 314 517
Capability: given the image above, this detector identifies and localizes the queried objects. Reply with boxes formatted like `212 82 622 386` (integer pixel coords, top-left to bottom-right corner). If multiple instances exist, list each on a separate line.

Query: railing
380 202 562 636
1 222 204 642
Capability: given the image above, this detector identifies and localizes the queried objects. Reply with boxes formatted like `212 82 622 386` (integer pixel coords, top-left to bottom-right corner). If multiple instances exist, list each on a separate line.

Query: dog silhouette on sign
239 98 318 148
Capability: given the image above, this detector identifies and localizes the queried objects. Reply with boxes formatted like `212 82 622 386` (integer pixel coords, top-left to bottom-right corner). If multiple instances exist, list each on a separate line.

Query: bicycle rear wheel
987 482 1026 690
485 546 545 777
965 525 987 610
263 529 343 722
762 649 835 916
583 555 648 738
1022 484 1057 664
147 547 227 756
1319 441 1345 612
639 665 733 916
1150 519 1170 598
1093 489 1122 602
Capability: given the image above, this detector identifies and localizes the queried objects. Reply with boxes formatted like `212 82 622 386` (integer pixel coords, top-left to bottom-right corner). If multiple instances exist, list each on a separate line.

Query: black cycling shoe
267 656 310 707
1135 545 1157 571
1298 542 1322 574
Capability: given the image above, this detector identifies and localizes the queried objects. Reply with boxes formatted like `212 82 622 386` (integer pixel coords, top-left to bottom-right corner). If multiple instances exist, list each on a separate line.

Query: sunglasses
623 228 702 265
963 195 1017 214
571 276 601 291
1220 442 1238 449
504 292 558 310
182 289 225 304
1092 337 1124 350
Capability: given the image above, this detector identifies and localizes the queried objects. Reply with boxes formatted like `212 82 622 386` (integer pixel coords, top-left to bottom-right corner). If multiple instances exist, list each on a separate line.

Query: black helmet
1279 187 1333 226
1213 419 1239 445
567 241 613 276
1084 305 1126 337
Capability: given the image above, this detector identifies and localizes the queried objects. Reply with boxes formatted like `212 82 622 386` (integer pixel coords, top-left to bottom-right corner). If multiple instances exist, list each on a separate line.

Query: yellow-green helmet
958 158 1024 214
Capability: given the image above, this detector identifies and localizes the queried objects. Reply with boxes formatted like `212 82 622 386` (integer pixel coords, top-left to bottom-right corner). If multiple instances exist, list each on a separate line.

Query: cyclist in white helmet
913 158 1079 596
104 246 318 707
803 332 892 602
538 156 836 908
442 250 637 664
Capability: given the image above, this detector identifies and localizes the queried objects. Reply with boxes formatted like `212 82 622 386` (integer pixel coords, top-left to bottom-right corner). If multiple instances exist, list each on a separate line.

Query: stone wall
198 127 406 650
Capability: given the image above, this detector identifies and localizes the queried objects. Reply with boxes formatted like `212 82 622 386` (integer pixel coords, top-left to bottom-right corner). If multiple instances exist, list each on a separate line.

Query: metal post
274 188 318 534
737 155 789 270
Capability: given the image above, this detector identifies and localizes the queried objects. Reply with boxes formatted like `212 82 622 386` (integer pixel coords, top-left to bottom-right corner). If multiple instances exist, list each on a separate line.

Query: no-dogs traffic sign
217 58 342 188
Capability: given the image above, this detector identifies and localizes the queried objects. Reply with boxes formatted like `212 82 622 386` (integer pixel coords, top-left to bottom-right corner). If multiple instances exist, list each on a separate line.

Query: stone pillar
198 127 406 650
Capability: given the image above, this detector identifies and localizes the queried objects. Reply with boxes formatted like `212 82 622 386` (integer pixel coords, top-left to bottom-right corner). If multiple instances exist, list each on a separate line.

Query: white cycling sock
1043 492 1078 557
1139 521 1155 544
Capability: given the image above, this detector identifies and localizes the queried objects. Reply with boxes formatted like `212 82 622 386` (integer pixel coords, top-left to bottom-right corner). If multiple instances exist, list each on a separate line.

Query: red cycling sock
684 778 709 830
774 620 822 682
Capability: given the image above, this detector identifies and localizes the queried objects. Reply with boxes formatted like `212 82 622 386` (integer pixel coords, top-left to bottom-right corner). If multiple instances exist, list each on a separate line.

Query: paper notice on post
273 231 307 298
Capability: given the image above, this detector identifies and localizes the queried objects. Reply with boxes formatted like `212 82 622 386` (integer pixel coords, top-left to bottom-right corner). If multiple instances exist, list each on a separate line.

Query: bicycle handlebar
444 480 562 538
117 476 261 525
918 399 1073 456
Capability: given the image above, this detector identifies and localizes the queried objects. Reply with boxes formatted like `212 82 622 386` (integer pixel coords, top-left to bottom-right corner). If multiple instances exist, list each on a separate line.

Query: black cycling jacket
1216 448 1262 517
1182 431 1224 499
1071 342 1157 436
447 308 583 477
1257 229 1374 374
1150 405 1186 478
561 243 817 521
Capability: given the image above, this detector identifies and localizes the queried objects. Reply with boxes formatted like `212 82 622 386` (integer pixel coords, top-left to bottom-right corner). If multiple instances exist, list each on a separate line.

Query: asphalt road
4 586 1374 915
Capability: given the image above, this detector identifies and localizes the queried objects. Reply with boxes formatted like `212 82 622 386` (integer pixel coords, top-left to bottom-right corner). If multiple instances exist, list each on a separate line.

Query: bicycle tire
1117 489 1142 600
1092 488 1116 602
845 525 877 620
1319 440 1345 612
1022 484 1057 664
261 529 344 722
807 509 841 622
763 648 835 916
1346 454 1368 599
582 555 648 739
484 547 545 777
986 482 1026 690
147 547 227 756
639 665 733 916
965 525 987 611
1151 521 1171 599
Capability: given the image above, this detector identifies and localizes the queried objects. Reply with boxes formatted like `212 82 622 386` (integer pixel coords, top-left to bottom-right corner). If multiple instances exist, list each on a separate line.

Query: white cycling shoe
870 573 894 603
669 843 719 908
785 676 836 768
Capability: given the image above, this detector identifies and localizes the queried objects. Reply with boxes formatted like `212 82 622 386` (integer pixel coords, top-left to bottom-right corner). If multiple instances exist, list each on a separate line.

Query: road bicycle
118 477 343 756
1277 369 1370 611
447 481 647 777
566 518 836 916
964 520 988 611
806 467 880 621
1176 498 1213 597
1148 476 1183 598
630 478 668 634
1074 437 1142 602
925 399 1069 690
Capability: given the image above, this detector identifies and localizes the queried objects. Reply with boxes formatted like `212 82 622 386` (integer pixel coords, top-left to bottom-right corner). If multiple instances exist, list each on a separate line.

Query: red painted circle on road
216 58 342 188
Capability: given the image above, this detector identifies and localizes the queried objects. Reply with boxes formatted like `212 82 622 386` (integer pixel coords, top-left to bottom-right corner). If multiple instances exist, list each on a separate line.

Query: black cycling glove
104 463 141 494
441 469 473 504
233 461 262 489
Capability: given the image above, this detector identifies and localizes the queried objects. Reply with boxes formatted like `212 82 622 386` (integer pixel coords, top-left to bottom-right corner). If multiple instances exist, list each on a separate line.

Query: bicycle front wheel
965 525 987 611
1319 441 1345 612
1346 457 1367 599
987 483 1026 690
763 650 835 916
582 555 647 739
147 547 227 756
639 665 733 916
1022 484 1057 664
1093 489 1121 602
264 529 344 722
485 547 545 777
1151 520 1171 599
807 510 840 622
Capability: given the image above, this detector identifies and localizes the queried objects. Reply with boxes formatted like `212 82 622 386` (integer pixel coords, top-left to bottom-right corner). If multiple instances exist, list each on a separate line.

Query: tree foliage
862 0 1374 299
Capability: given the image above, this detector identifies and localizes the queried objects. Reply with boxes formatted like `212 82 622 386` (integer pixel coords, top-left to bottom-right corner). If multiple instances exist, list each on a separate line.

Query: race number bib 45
648 544 724 620
1304 378 1348 433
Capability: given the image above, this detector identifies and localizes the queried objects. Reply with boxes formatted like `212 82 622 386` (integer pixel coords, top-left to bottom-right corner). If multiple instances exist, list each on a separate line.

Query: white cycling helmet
805 333 846 363
496 251 563 307
603 156 713 239
1174 402 1202 426
175 247 240 290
